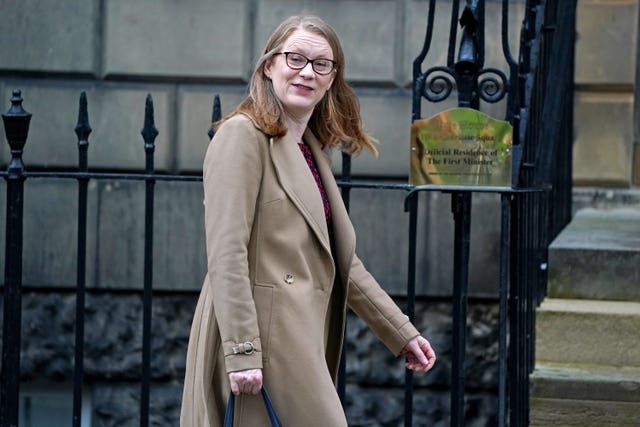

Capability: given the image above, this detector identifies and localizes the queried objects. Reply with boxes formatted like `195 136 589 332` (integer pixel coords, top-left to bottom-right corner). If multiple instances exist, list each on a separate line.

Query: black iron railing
1 89 30 427
1 0 576 426
1 90 203 427
407 1 575 425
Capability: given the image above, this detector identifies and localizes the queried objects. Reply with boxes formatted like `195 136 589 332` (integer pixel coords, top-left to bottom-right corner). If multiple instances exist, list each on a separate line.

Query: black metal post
340 151 352 212
524 191 535 426
455 2 482 110
509 194 523 427
140 94 158 427
404 191 419 427
73 91 92 427
1 89 31 427
497 193 511 427
411 0 436 122
337 150 351 405
207 94 221 140
450 192 471 427
449 4 482 425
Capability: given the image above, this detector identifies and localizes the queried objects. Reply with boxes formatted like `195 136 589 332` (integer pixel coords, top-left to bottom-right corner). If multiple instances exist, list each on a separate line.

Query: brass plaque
410 108 513 187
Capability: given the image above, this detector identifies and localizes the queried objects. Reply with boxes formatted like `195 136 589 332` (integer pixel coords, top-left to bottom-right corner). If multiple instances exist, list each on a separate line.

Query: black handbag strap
224 387 282 427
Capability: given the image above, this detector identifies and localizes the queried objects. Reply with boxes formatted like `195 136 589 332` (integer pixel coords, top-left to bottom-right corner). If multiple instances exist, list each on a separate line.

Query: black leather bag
223 387 282 427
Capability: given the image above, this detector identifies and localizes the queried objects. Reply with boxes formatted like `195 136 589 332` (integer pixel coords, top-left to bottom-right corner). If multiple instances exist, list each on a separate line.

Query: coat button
284 273 294 284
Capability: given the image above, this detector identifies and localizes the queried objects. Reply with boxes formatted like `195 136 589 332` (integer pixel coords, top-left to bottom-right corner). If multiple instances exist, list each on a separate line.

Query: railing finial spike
5 89 30 118
213 94 221 122
141 93 159 153
2 89 32 176
10 89 22 104
75 91 92 146
208 94 221 140
455 4 480 74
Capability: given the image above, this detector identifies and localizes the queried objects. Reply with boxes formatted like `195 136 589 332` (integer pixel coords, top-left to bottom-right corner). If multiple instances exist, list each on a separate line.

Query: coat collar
268 126 356 267
304 129 356 276
268 129 331 254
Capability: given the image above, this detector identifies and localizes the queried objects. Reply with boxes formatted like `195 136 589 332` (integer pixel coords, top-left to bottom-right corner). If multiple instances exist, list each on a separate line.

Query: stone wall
573 0 638 187
4 291 500 426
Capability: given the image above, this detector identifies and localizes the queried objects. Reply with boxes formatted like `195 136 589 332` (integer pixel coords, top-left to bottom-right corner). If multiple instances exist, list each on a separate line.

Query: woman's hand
402 336 436 372
228 368 263 395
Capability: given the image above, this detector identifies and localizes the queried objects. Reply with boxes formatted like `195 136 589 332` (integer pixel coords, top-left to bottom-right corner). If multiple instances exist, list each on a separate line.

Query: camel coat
180 114 420 426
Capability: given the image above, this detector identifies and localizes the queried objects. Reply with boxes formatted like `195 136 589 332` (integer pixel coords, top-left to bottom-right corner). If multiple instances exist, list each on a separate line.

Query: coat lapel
269 131 331 254
304 130 356 280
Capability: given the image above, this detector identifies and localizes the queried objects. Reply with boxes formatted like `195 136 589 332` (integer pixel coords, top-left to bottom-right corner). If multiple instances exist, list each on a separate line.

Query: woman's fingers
403 336 436 372
229 368 263 395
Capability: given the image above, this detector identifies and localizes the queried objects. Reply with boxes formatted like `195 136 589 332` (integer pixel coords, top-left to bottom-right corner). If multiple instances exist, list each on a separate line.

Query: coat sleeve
203 116 265 373
346 255 420 356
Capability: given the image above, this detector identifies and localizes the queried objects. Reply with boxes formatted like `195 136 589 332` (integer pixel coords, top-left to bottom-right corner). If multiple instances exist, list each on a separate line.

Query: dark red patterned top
298 142 331 222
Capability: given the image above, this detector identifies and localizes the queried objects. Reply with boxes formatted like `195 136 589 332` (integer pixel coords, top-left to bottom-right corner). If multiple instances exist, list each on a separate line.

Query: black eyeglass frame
274 52 337 75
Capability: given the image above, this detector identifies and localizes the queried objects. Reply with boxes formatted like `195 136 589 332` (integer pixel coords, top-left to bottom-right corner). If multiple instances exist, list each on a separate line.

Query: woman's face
264 29 336 120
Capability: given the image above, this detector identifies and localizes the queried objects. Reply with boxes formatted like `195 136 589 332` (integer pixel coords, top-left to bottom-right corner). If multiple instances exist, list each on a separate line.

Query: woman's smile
292 82 315 94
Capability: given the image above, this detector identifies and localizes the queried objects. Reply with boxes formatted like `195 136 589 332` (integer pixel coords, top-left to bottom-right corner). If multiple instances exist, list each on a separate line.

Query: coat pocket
252 284 274 363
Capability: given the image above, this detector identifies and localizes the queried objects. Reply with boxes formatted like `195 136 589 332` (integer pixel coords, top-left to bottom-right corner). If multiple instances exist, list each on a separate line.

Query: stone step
547 207 640 301
536 298 640 367
530 363 640 427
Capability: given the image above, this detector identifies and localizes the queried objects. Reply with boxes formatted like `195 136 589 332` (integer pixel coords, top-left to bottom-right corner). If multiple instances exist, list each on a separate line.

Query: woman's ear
263 59 273 79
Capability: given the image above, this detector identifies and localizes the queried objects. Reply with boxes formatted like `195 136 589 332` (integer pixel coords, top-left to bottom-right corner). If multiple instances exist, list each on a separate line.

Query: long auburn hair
220 15 377 156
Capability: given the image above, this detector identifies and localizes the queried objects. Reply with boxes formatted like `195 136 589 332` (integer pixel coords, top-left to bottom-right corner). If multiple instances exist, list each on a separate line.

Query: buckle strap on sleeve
232 341 255 355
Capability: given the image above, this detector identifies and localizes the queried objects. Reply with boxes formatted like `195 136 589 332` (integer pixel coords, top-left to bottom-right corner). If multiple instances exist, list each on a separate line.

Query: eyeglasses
274 52 336 75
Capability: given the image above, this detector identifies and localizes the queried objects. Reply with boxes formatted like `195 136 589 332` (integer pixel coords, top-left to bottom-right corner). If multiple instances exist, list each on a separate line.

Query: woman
181 15 436 426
